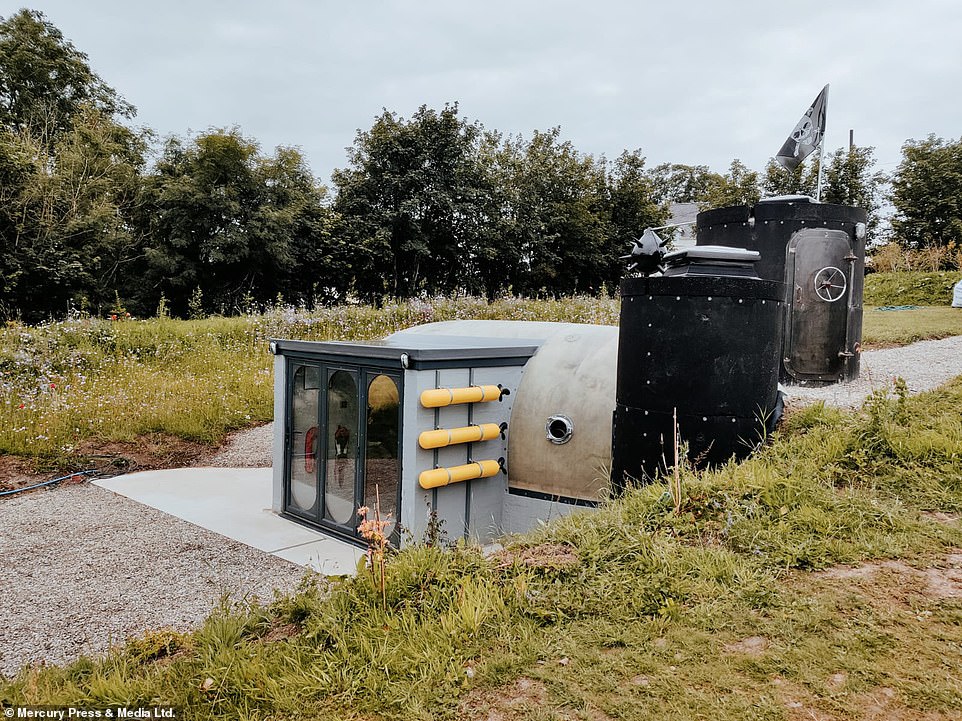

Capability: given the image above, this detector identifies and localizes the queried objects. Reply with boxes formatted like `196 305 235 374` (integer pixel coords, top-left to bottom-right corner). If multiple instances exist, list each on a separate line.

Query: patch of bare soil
816 559 911 582
772 676 835 721
723 635 770 656
772 677 952 721
459 677 612 721
1 432 218 496
489 543 580 572
260 621 301 644
848 686 951 721
815 552 962 602
921 511 960 526
924 553 962 599
0 454 45 493
75 433 214 475
459 677 550 721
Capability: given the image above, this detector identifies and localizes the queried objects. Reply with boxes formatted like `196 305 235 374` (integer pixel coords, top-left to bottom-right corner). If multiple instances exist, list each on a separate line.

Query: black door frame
282 357 402 546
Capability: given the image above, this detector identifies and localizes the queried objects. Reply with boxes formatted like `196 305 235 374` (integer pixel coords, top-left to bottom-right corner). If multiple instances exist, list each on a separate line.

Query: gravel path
0 483 304 678
207 422 273 467
783 335 962 409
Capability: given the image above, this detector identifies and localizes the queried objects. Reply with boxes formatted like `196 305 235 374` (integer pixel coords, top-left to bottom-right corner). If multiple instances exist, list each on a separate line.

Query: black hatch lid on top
662 245 761 277
269 335 541 370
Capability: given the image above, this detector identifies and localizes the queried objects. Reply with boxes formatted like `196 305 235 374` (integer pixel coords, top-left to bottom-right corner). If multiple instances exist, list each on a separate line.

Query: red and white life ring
304 426 318 473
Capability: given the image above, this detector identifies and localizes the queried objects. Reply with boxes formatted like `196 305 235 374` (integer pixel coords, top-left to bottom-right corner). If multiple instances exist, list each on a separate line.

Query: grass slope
864 270 961 306
3 379 961 719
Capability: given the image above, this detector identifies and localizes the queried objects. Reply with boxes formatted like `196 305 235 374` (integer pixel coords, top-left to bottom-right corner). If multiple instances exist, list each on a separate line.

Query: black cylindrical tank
696 198 867 385
611 247 784 488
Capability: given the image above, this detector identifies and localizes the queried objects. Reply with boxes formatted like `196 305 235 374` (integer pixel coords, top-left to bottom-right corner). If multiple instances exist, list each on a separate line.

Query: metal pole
815 85 830 202
816 138 826 202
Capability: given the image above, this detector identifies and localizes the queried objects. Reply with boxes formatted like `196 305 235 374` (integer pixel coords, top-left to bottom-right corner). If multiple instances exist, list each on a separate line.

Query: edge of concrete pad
94 467 362 574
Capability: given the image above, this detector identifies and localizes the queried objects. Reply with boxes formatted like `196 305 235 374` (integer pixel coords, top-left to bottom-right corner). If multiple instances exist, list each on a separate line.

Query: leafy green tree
890 135 961 248
699 159 761 210
333 104 496 300
820 145 888 242
0 125 34 317
760 158 817 198
140 128 341 316
496 128 613 295
0 10 145 320
460 131 517 300
646 163 713 205
0 9 132 141
606 150 669 248
265 149 350 307
0 108 147 320
334 109 665 299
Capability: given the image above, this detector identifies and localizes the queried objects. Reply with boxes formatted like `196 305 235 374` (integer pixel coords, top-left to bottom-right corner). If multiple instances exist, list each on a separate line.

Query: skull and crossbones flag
775 84 829 171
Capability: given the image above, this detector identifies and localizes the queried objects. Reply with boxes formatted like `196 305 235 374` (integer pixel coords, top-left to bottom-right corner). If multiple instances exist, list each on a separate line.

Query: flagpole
815 138 826 202
815 84 830 202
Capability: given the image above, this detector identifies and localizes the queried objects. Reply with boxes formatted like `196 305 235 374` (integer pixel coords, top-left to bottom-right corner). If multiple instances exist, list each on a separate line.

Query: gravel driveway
2 334 960 678
0 483 304 678
783 335 962 408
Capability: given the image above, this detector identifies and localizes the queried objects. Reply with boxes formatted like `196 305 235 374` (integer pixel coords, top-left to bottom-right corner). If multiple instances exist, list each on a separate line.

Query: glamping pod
270 320 627 547
270 252 782 546
696 197 867 384
270 334 535 547
270 201 863 547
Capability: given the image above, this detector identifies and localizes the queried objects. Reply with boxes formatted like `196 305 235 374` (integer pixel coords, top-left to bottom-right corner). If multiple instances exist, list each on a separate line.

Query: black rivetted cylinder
610 249 785 488
696 199 867 384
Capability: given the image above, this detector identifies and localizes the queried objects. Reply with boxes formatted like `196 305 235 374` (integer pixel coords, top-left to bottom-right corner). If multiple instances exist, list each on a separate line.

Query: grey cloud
14 0 962 181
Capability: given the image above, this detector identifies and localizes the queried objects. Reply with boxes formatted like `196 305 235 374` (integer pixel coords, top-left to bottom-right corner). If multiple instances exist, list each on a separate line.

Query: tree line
1 9 959 322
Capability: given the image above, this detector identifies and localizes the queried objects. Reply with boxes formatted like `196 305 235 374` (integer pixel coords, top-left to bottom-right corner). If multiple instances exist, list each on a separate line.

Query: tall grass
1 285 958 463
1 296 621 462
0 316 273 458
870 242 962 273
3 379 962 718
864 269 961 306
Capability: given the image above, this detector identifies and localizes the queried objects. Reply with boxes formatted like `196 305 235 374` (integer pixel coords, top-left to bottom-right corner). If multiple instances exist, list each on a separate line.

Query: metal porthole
545 414 574 445
813 266 847 302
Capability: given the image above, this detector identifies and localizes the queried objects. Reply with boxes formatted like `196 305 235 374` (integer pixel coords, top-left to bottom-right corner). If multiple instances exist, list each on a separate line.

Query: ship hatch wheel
813 266 847 303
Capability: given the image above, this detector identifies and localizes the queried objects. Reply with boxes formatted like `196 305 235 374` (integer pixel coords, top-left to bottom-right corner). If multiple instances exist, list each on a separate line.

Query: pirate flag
776 84 829 171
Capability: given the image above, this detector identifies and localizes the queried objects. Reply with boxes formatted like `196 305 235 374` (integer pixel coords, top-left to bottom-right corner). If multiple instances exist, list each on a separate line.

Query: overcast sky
6 0 962 183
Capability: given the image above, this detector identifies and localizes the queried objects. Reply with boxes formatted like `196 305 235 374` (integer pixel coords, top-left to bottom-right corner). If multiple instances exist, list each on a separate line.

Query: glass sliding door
324 369 359 528
287 364 320 519
364 373 400 540
284 360 402 543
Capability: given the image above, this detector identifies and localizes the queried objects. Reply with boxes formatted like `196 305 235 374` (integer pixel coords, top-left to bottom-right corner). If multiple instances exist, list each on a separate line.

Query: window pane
364 374 399 536
289 365 318 512
325 370 358 525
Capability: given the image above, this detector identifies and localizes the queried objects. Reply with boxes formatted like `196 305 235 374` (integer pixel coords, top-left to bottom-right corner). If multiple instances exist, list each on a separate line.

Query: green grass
1 288 958 466
862 305 962 347
0 316 274 460
3 378 962 719
1 296 620 464
864 270 962 306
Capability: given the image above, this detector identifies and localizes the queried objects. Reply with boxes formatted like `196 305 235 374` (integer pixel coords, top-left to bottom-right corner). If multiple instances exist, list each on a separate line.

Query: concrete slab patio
95 468 364 575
